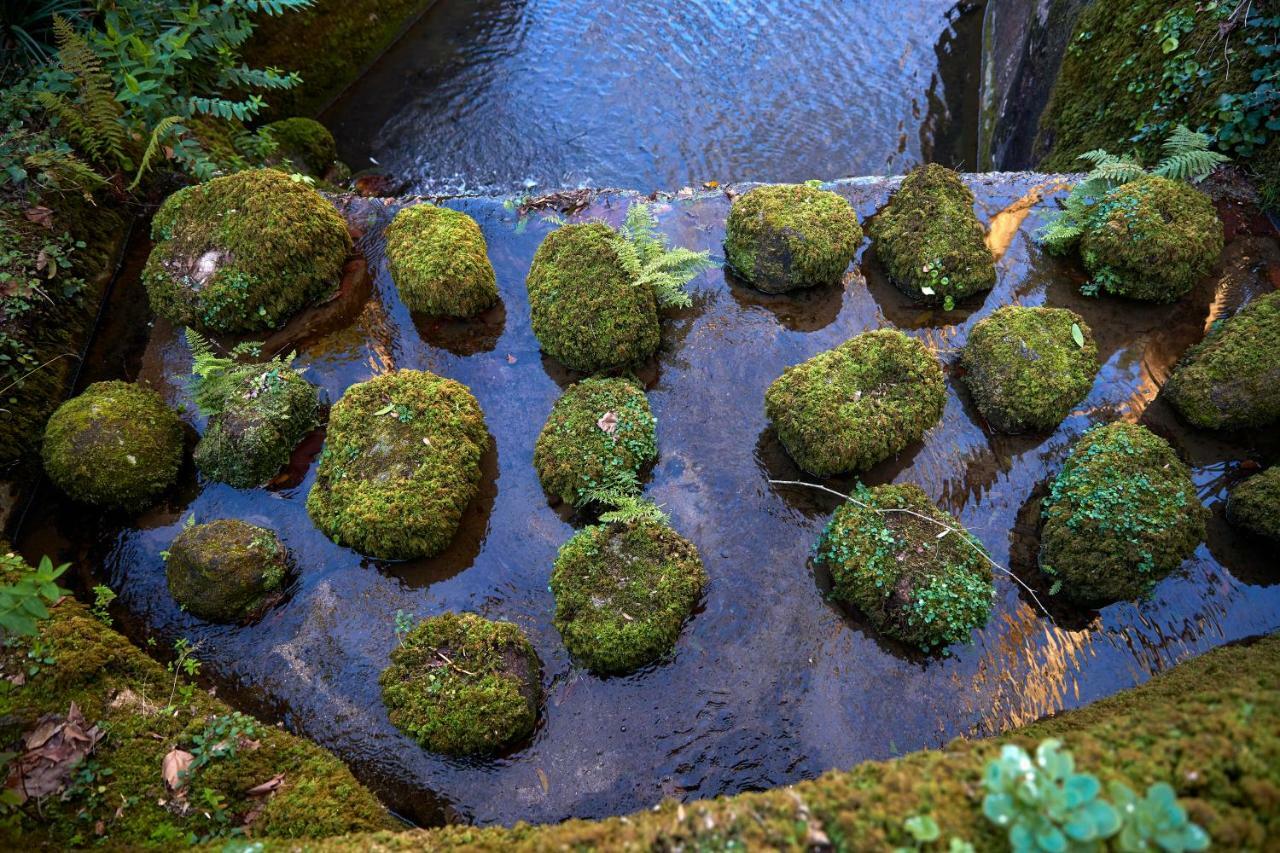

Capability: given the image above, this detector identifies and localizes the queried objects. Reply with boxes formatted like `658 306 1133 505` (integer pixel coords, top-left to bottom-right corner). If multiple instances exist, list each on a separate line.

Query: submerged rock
1226 468 1280 541
551 516 707 674
143 169 351 335
533 377 657 506
764 329 945 477
306 369 489 560
961 305 1099 433
165 519 291 623
42 380 184 511
265 116 339 175
723 183 861 293
1039 422 1205 603
383 204 498 317
1164 291 1280 430
815 483 994 651
379 612 542 756
1079 176 1222 302
867 164 996 306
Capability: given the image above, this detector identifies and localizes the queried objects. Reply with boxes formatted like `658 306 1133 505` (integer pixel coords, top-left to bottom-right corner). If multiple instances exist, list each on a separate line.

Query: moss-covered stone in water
815 483 994 651
551 517 707 674
533 377 657 506
265 117 338 175
384 204 498 317
961 305 1099 433
166 519 291 623
1164 291 1280 430
1039 422 1206 603
379 612 542 756
764 329 946 477
306 369 489 560
526 222 660 373
723 184 861 293
867 164 996 306
1078 176 1222 303
194 362 321 488
143 168 351 334
41 380 184 511
1226 467 1280 541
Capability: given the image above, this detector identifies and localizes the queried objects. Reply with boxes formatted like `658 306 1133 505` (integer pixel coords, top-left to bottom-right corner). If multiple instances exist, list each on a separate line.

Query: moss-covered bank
165 520 292 623
383 204 497 318
1226 467 1280 542
723 184 861 293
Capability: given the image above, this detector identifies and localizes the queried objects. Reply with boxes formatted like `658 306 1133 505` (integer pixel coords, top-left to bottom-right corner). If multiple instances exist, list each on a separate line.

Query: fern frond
612 202 714 310
50 16 126 168
128 116 183 191
1152 149 1229 182
1161 124 1214 156
1089 160 1146 185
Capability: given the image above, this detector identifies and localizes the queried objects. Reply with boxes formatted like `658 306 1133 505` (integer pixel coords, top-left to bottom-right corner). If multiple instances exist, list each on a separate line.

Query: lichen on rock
41 380 184 511
165 519 291 623
143 168 352 335
383 204 498 317
1226 467 1280 541
265 116 339 175
1039 422 1206 603
379 612 542 756
723 183 861 293
764 329 946 477
306 369 489 560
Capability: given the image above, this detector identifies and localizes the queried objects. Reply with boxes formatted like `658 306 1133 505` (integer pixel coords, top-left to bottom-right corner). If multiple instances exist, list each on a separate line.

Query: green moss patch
194 362 321 488
143 169 352 335
306 369 489 560
867 164 996 306
723 184 861 293
379 612 541 756
384 205 498 318
526 222 660 373
1078 177 1222 303
41 380 184 511
533 377 657 507
1164 291 1280 431
764 329 946 477
165 519 291 623
961 306 1099 433
551 517 706 674
815 483 994 651
266 117 339 175
1226 468 1280 542
1040 422 1206 603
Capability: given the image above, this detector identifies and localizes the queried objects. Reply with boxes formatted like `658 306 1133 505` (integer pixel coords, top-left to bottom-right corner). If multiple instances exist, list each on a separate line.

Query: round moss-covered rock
380 612 542 756
1226 468 1280 541
551 516 706 674
42 381 184 511
1164 291 1280 430
143 169 352 335
193 362 321 488
1079 176 1222 303
533 377 657 506
764 329 946 477
960 306 1099 433
306 369 489 560
165 520 291 623
265 117 338 175
1039 422 1206 603
526 222 660 373
723 184 861 293
384 204 498 317
815 483 994 651
867 164 996 306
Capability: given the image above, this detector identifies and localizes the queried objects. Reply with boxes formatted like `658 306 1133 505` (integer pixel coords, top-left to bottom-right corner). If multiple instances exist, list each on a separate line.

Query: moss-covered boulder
194 362 321 488
1226 467 1280 541
533 377 657 506
551 516 706 674
143 169 352 335
961 306 1099 433
384 204 498 317
165 519 291 622
815 483 993 651
380 612 541 756
867 164 996 306
723 184 861 293
266 117 338 175
526 222 660 373
1040 422 1206 603
41 380 184 511
764 329 945 477
1078 176 1222 303
1163 291 1280 430
306 369 489 560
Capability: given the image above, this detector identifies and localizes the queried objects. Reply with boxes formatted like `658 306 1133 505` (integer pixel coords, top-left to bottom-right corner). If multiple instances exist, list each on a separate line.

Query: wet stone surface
18 172 1280 828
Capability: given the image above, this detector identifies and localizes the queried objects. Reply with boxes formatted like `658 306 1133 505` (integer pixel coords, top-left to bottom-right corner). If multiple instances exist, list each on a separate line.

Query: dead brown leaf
536 767 549 794
161 749 193 793
597 411 618 435
5 703 104 803
24 206 53 228
246 773 285 796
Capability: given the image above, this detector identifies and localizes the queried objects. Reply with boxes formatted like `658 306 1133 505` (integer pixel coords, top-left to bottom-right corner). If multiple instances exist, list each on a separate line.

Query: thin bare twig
435 650 477 677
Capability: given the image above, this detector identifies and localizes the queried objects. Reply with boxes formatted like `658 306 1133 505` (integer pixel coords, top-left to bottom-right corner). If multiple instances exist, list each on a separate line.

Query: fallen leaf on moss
24 206 53 228
5 703 103 802
246 773 286 796
597 411 618 435
162 749 193 792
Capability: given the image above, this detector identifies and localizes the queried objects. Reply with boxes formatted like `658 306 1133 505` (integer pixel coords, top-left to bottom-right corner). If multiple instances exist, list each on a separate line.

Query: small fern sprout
581 467 671 526
184 327 291 416
612 202 716 310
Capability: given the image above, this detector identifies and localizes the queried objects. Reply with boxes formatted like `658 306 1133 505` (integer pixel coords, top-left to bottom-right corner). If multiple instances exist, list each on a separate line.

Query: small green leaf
1071 323 1085 348
920 285 936 296
373 403 395 416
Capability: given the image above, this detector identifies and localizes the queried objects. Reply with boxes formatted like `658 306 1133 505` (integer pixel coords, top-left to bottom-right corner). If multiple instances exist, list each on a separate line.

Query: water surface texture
322 0 985 194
